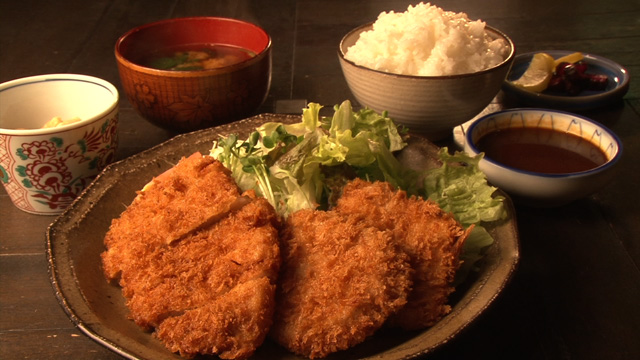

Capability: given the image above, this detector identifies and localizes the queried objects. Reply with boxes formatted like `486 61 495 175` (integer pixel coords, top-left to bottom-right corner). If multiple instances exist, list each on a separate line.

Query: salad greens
424 147 507 229
422 148 507 281
210 100 506 275
211 100 416 217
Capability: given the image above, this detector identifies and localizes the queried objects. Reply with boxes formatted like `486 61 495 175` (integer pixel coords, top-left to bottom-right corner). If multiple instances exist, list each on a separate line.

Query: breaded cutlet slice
156 277 275 359
102 152 248 282
335 178 471 330
101 153 281 360
121 196 280 329
270 208 412 359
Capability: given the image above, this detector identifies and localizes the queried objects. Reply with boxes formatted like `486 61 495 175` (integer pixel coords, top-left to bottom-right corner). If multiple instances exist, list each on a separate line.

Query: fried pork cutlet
155 277 275 359
270 208 413 359
335 178 471 330
101 153 281 360
102 152 249 281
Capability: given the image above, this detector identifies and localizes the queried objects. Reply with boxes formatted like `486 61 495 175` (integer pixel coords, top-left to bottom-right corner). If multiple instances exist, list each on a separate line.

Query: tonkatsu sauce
476 127 608 174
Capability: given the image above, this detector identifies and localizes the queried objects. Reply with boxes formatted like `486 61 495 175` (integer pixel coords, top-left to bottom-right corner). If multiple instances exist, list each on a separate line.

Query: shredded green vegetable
210 100 507 277
210 100 415 217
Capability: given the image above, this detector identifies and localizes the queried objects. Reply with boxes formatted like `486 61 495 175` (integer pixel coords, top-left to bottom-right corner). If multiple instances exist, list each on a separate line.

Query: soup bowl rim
114 16 272 77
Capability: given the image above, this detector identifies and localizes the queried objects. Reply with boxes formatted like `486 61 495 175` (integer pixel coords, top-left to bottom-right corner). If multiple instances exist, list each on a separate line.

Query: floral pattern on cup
1 117 118 213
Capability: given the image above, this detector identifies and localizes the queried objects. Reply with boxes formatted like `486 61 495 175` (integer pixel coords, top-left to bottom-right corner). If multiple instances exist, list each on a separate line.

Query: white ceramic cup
0 74 119 215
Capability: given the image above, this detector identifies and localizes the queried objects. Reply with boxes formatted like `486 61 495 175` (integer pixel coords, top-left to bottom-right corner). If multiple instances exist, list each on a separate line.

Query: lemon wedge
554 52 584 67
511 52 556 93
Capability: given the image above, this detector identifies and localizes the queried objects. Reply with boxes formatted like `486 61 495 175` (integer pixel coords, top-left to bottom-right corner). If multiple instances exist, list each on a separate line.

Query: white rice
344 2 509 76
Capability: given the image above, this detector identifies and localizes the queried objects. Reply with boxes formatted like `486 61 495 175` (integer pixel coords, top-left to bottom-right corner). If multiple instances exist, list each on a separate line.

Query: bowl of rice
338 3 515 140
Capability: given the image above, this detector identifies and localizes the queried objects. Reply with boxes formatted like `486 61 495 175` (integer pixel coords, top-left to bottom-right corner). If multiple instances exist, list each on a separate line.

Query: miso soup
144 44 256 71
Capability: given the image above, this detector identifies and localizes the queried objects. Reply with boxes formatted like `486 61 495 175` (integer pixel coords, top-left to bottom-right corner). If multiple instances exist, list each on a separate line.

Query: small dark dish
47 114 519 359
502 50 629 110
115 17 272 132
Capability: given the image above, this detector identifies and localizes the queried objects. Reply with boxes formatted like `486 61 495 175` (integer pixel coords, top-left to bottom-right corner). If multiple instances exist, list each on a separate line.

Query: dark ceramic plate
47 113 520 360
502 50 630 110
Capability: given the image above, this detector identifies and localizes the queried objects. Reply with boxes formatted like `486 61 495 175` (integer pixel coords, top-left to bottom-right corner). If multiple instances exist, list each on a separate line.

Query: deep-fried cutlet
102 152 248 281
156 277 275 359
118 196 280 329
101 153 281 360
270 208 413 359
335 178 471 330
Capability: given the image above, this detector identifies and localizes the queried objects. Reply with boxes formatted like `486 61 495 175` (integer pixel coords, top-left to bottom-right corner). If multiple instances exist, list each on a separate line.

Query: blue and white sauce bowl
463 108 622 207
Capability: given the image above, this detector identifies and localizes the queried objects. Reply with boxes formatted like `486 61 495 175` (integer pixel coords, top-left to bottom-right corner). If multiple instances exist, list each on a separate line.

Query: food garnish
211 100 409 218
553 52 585 67
210 100 506 278
547 59 609 95
511 51 609 95
510 52 556 93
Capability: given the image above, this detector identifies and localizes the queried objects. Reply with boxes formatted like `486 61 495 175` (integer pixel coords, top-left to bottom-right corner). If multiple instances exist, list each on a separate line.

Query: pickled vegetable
546 59 608 95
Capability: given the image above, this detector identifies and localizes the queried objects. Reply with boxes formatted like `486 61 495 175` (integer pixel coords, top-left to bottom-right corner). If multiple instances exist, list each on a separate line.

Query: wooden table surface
1 0 639 359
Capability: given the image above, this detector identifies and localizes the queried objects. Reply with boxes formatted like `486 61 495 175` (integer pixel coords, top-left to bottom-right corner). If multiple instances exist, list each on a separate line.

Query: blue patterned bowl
463 108 622 207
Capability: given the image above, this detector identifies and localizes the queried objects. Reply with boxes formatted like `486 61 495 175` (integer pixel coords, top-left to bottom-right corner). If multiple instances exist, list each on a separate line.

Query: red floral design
21 141 57 161
16 117 118 211
103 117 118 143
31 190 81 210
25 158 71 192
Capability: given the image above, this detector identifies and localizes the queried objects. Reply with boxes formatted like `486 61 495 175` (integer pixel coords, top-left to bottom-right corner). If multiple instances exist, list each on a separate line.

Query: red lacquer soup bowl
115 17 272 132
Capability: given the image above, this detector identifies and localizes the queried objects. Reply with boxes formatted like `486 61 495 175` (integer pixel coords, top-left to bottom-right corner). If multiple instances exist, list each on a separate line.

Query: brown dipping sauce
476 127 608 174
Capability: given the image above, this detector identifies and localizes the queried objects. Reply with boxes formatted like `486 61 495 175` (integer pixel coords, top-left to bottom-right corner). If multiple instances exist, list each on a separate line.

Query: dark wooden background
1 0 639 359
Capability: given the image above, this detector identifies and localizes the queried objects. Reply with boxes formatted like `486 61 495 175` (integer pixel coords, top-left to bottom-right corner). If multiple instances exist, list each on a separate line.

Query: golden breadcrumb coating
102 153 470 359
102 152 246 281
270 208 413 359
155 277 276 359
101 153 281 360
335 178 471 330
